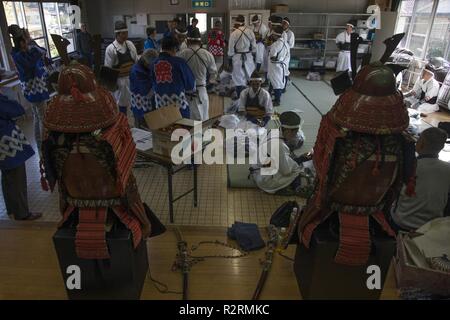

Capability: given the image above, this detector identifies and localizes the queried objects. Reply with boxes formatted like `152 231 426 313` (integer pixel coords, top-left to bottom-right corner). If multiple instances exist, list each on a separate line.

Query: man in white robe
251 15 269 73
228 15 257 98
335 23 354 73
404 69 441 114
104 20 138 115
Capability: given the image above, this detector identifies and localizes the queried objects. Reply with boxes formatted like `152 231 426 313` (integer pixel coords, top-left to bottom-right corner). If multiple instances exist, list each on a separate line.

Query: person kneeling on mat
250 111 314 197
238 72 273 127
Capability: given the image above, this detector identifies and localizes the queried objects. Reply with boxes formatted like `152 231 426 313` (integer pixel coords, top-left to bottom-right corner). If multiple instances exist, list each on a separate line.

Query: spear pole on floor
174 227 189 300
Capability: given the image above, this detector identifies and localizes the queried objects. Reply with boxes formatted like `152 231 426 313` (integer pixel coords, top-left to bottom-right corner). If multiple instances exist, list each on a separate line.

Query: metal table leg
167 166 174 223
193 164 198 207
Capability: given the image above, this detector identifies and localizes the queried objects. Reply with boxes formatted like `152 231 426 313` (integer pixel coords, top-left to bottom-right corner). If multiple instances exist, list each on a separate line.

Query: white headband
249 77 263 82
175 29 188 35
281 124 300 129
346 23 354 28
115 28 128 33
272 31 283 36
283 19 290 25
187 37 202 41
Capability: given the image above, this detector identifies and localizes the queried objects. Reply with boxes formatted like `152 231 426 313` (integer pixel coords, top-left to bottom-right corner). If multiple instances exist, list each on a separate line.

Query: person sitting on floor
404 68 440 114
250 111 314 197
0 93 41 221
390 127 450 232
238 72 273 127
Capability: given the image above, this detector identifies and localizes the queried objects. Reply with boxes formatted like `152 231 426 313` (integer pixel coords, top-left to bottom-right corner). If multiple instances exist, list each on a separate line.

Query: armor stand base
53 226 148 300
294 222 395 300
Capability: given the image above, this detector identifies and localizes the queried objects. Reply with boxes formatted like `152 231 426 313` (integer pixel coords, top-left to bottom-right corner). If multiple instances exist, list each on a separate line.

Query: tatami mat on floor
0 72 338 226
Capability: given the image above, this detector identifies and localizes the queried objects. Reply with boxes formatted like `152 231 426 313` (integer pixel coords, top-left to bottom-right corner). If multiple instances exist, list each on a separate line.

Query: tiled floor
0 72 337 226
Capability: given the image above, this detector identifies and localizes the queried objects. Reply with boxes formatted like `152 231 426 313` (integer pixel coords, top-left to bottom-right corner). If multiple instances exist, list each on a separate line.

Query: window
396 0 450 60
2 1 76 60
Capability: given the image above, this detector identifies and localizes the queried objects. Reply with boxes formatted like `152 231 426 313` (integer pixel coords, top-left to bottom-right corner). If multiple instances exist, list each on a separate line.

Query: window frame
2 1 77 61
396 0 450 60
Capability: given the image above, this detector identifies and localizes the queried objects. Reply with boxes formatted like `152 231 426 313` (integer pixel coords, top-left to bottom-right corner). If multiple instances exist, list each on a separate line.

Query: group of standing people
228 14 295 107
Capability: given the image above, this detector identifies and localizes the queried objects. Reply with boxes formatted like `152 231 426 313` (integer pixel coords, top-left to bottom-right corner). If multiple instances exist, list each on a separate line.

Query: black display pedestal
294 222 396 300
53 227 148 300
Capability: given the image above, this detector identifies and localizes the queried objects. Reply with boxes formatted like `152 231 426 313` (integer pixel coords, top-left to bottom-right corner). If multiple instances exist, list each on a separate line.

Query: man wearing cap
251 111 311 196
178 29 217 121
149 36 196 118
282 17 295 90
251 15 269 73
404 68 441 114
130 49 159 128
238 71 273 127
268 25 289 107
228 15 257 97
104 20 138 115
336 23 354 73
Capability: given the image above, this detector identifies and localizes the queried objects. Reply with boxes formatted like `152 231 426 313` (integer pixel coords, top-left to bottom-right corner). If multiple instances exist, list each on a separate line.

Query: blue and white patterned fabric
0 94 35 170
130 61 155 119
149 52 196 117
11 47 49 103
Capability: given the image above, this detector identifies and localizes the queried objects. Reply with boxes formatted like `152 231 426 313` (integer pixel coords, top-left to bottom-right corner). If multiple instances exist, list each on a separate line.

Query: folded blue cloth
227 221 265 252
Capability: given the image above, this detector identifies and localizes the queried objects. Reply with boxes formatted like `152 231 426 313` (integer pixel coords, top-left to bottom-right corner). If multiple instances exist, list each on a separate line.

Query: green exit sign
192 0 212 8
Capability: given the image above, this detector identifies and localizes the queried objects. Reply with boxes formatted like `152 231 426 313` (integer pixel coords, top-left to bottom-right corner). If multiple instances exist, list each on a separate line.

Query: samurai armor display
295 61 415 298
41 63 158 299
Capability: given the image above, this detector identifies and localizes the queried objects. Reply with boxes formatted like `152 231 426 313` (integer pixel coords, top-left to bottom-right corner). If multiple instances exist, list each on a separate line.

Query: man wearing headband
238 71 273 126
104 20 138 115
268 25 289 106
404 68 440 113
174 25 189 51
149 36 195 118
178 29 218 121
228 15 257 97
335 22 354 73
282 17 295 91
262 16 283 87
251 15 269 73
251 111 311 196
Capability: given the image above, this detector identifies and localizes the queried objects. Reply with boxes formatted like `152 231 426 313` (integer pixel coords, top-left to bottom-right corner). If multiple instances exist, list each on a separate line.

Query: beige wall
84 0 371 37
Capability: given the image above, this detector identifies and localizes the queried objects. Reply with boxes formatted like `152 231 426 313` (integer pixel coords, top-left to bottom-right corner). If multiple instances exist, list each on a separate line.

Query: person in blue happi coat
130 49 159 128
149 36 196 118
0 93 42 221
8 24 49 157
144 27 161 51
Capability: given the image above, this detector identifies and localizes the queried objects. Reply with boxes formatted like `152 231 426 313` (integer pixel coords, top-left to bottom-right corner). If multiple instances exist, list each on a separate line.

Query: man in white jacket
228 15 257 97
335 23 354 73
104 20 138 115
404 68 441 114
251 15 269 73
251 111 312 196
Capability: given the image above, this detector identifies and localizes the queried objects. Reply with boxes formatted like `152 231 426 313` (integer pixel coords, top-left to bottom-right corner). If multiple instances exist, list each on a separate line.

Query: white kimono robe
251 23 269 65
238 87 274 116
336 31 352 72
405 76 441 114
228 26 257 87
268 38 289 90
252 136 302 194
284 29 295 76
178 45 218 121
104 40 138 108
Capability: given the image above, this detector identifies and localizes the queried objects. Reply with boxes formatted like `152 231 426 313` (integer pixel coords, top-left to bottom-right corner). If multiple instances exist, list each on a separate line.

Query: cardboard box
208 94 224 119
394 232 450 296
144 105 196 159
272 4 289 13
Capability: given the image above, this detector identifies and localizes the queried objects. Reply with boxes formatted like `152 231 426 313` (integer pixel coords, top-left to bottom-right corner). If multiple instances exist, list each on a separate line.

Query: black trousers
1 163 29 220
